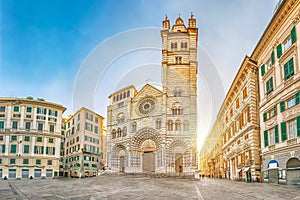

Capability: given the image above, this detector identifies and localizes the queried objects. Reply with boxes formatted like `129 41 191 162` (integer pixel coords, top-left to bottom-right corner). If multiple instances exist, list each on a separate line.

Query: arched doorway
286 157 300 185
141 139 156 172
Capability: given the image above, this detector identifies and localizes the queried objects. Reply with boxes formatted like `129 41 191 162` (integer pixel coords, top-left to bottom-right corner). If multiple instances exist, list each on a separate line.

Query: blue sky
1 0 278 141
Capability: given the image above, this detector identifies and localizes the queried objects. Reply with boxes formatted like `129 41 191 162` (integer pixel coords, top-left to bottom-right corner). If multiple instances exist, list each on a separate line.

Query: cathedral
106 15 198 173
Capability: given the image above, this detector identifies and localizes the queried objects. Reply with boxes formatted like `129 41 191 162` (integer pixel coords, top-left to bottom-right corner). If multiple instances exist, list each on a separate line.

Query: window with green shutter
271 50 275 64
263 113 267 122
266 77 273 94
283 57 294 80
26 107 32 113
24 136 30 141
261 64 266 76
291 26 297 44
24 145 29 153
280 101 285 112
11 135 17 141
49 125 54 133
13 106 19 112
297 116 300 137
49 138 54 143
281 122 287 142
274 105 277 115
37 137 42 142
36 159 41 164
276 44 282 58
46 147 49 154
10 144 16 153
296 92 300 104
275 125 279 143
38 123 43 131
264 130 268 147
23 159 29 164
1 144 5 153
0 121 4 129
0 158 2 164
10 159 16 164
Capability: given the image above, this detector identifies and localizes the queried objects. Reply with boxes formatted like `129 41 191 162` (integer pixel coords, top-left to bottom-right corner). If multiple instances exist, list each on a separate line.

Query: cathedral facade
106 15 198 173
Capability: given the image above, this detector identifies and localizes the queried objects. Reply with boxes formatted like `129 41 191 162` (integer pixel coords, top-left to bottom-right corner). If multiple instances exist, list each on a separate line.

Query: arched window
167 120 173 131
117 113 125 124
132 122 137 132
123 126 127 137
156 119 161 129
111 129 116 139
183 120 189 131
175 120 181 131
117 128 122 137
172 103 183 115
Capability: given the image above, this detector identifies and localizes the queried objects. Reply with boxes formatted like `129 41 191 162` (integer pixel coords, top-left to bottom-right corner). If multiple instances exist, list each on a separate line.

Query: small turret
162 15 170 30
188 13 196 28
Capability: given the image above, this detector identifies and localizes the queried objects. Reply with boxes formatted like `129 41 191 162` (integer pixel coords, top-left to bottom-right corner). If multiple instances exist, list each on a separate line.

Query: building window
287 97 296 109
48 138 54 143
36 159 41 165
23 159 29 164
283 57 294 80
10 159 16 164
11 135 17 141
46 147 55 155
132 122 137 132
171 42 177 49
34 146 44 154
167 120 173 131
266 77 274 94
49 124 55 133
117 128 122 137
26 107 32 113
175 120 181 131
10 144 17 153
13 106 19 112
269 128 275 145
37 108 46 115
230 108 233 117
283 36 292 51
0 144 5 153
95 126 98 134
236 99 239 109
25 122 31 130
175 56 182 64
12 121 18 129
77 113 80 121
288 119 297 140
156 119 161 129
181 42 187 48
243 87 247 99
24 145 29 153
24 136 30 141
123 126 127 137
85 122 93 132
38 123 43 131
86 112 93 121
111 129 116 139
0 121 4 129
0 106 5 112
37 137 43 142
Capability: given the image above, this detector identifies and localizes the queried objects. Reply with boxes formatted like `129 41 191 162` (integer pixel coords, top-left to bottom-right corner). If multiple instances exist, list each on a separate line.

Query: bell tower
160 14 198 170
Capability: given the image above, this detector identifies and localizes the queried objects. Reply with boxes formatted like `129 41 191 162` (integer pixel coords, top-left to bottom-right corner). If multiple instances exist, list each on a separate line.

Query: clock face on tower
137 98 156 116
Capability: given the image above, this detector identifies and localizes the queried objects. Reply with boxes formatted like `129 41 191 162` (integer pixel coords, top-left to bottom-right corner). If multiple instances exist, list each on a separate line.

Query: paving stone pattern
0 175 299 200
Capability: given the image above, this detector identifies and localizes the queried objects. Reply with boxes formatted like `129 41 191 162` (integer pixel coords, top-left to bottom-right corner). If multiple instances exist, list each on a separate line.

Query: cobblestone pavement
0 175 300 200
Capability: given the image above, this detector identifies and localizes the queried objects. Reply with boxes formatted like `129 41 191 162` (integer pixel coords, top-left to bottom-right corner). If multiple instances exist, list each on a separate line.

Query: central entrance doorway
175 153 183 173
143 151 155 172
120 156 125 172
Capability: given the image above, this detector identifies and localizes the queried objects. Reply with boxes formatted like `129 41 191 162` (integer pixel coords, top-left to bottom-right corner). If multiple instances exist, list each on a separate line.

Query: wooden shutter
261 64 266 76
280 101 285 112
275 125 279 143
296 92 300 104
291 26 297 44
264 130 268 147
271 50 275 64
263 113 267 122
297 116 300 137
281 122 287 142
276 44 282 58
